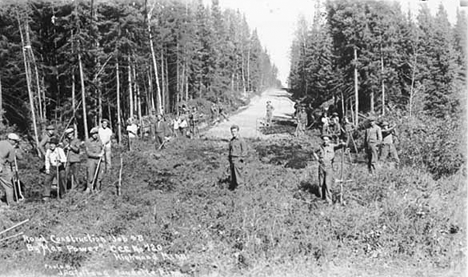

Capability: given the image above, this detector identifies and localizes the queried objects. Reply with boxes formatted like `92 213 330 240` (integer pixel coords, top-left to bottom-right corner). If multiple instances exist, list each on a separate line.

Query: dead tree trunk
116 60 122 145
17 12 40 155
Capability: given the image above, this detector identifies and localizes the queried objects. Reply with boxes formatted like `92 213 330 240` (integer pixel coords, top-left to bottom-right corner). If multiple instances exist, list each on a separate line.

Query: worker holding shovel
85 127 104 194
0 133 23 206
43 138 67 201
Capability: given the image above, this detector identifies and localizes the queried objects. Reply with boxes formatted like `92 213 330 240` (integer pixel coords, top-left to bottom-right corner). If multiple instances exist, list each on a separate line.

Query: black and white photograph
0 0 466 276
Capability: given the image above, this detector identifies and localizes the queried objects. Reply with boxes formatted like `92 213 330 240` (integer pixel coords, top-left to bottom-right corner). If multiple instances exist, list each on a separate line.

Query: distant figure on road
266 101 274 126
313 134 346 204
126 118 139 151
228 125 248 190
210 103 219 123
364 116 382 174
380 121 400 168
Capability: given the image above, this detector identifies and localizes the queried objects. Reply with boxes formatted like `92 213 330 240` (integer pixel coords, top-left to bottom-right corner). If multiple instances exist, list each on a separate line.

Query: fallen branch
0 231 24 243
0 218 29 237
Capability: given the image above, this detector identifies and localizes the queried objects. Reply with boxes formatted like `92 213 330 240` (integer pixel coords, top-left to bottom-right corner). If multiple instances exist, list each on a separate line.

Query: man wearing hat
62 128 82 191
154 114 170 149
313 134 346 204
39 125 56 158
43 137 67 201
0 134 23 205
85 127 104 193
295 105 307 137
98 119 113 171
380 121 400 168
228 125 248 190
364 116 382 174
266 101 274 126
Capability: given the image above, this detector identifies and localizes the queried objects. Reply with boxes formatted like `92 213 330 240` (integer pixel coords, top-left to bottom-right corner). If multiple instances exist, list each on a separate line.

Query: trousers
318 164 333 204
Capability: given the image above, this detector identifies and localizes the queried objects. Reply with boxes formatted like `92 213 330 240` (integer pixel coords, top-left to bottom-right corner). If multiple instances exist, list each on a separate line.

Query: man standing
98 119 113 171
39 125 56 158
85 127 104 194
43 138 67 201
380 121 400 168
295 105 307 137
364 116 382 174
62 128 82 191
313 134 346 204
189 106 200 139
154 114 170 149
228 125 248 190
266 101 274 126
210 103 219 123
126 118 139 151
0 133 23 205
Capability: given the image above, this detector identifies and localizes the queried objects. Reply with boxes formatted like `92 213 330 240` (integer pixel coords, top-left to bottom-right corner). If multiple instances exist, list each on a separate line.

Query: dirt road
203 88 295 140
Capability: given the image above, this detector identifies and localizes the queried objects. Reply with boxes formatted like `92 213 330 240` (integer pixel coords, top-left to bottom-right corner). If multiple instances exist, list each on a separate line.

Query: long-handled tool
157 138 170 150
91 156 103 191
0 218 29 243
13 155 24 202
117 154 123 196
55 157 60 199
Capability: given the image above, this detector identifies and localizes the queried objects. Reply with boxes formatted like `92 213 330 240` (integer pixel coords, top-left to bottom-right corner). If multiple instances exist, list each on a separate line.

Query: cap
230 124 239 131
381 121 389 126
368 116 376 121
332 112 338 116
101 118 109 124
7 133 20 141
49 138 59 145
321 134 331 139
65 128 75 134
90 127 99 134
46 125 55 130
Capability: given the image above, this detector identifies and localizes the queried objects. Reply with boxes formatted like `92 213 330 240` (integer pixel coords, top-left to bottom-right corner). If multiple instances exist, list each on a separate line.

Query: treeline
0 0 279 142
289 0 466 120
289 0 467 177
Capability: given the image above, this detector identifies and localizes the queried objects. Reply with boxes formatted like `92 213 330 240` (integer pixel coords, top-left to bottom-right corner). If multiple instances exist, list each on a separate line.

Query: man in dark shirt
62 128 82 191
364 116 382 174
228 125 248 190
154 114 170 149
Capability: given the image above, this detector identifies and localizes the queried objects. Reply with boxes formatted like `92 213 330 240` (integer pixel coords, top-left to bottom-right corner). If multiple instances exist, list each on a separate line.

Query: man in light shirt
0 133 23 205
98 119 113 171
126 118 138 151
43 138 67 201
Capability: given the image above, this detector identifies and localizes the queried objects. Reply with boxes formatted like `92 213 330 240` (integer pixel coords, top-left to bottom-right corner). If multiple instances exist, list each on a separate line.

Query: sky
203 0 466 86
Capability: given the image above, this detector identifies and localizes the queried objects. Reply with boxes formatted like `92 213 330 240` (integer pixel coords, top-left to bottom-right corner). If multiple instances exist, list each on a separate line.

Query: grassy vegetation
0 125 466 276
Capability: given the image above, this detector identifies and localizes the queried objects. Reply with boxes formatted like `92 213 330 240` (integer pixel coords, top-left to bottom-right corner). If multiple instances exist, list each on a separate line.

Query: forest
289 0 467 178
0 0 280 142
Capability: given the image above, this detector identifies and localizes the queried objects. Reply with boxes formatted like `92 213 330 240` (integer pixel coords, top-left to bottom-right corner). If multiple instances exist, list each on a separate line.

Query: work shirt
98 127 113 147
45 148 67 172
316 143 342 167
266 104 274 113
126 124 138 139
155 120 169 135
63 137 82 163
229 137 247 158
0 140 22 168
382 127 396 145
365 125 382 144
85 138 104 159
298 111 307 124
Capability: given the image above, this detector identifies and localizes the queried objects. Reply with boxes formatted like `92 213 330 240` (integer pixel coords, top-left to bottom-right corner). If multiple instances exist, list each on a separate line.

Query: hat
101 118 109 124
46 125 55 130
381 121 389 126
230 124 239 131
332 112 338 116
368 116 376 121
7 133 20 141
90 127 99 134
49 138 59 145
65 128 75 134
321 134 331 140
